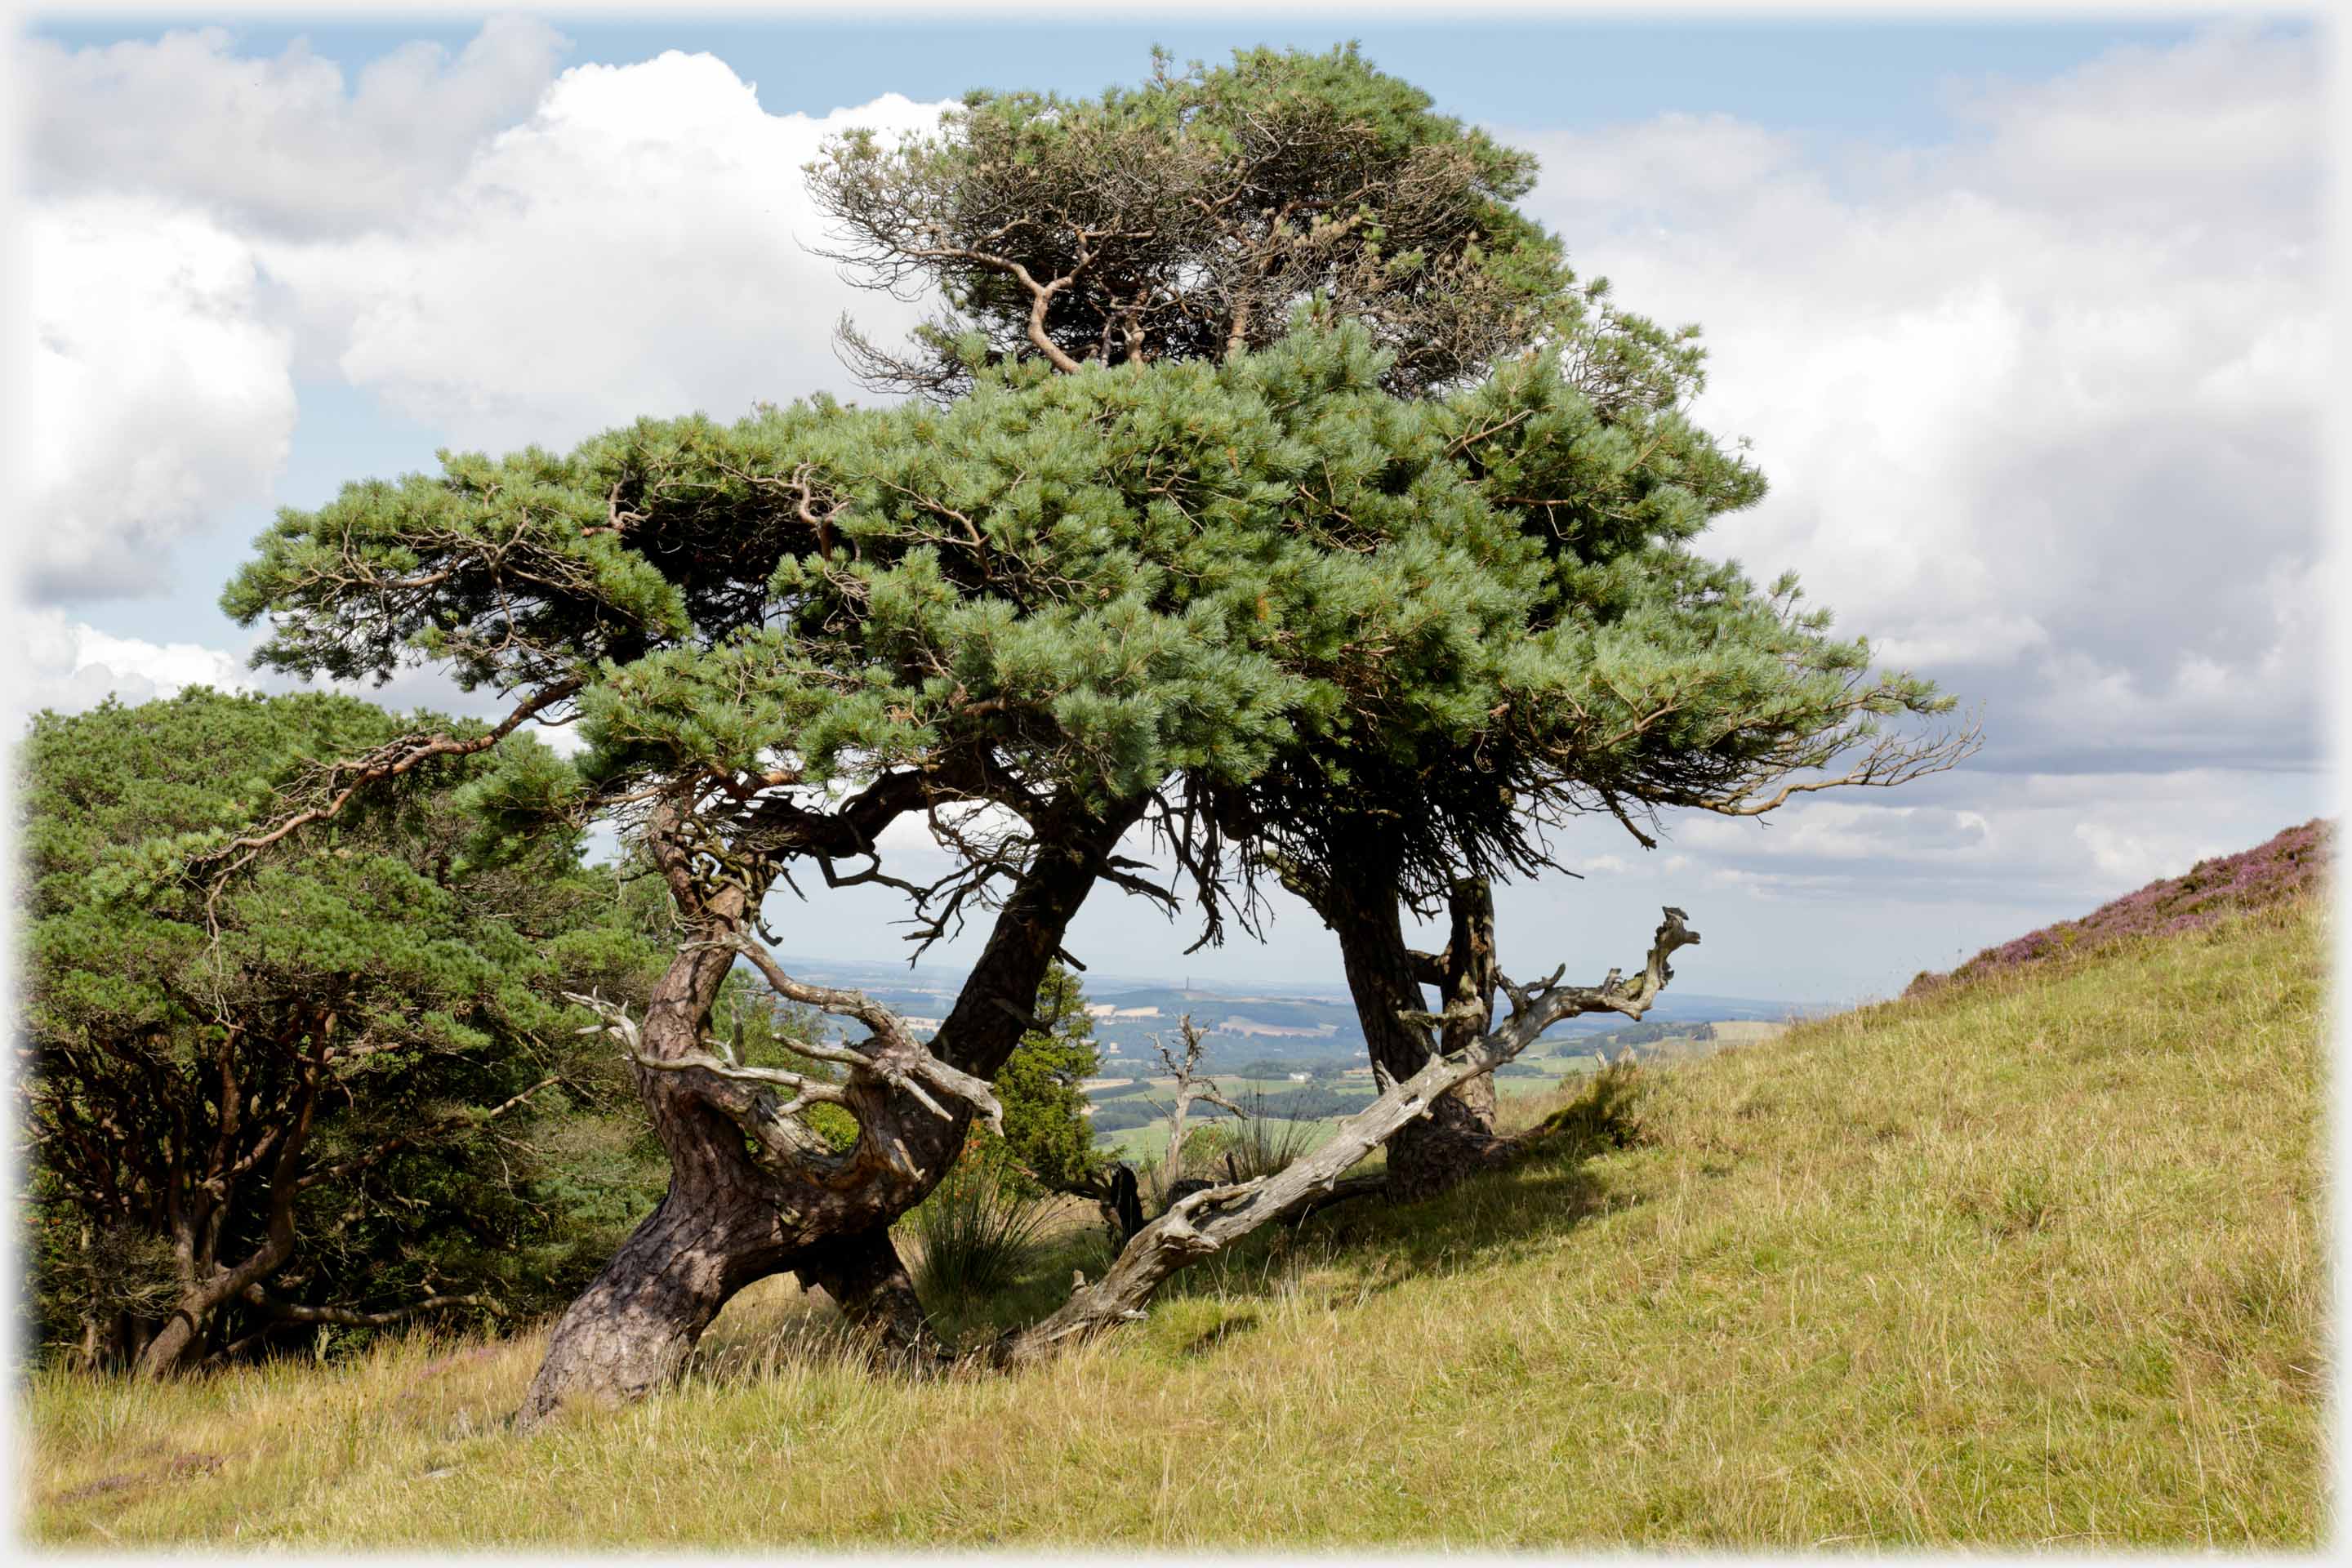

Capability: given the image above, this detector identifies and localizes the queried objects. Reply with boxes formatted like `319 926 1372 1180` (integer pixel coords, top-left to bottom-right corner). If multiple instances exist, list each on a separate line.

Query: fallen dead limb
985 892 1697 1367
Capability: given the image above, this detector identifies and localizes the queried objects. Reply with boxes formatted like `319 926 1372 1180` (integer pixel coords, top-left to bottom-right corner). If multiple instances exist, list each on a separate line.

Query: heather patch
1907 818 2330 996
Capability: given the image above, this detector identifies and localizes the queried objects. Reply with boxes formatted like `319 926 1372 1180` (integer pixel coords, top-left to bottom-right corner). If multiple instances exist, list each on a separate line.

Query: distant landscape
776 953 1825 1067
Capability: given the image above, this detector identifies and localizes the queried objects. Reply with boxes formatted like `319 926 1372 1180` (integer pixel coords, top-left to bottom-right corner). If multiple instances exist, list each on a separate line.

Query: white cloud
8 609 256 728
26 17 570 238
1643 765 2309 913
20 196 297 603
256 55 945 451
19 45 946 607
1943 24 2318 236
2073 821 2204 887
1508 25 2323 782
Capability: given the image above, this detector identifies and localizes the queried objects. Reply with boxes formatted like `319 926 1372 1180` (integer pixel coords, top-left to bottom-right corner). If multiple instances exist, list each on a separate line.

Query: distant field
1089 1057 1612 1164
1085 1032 1766 1164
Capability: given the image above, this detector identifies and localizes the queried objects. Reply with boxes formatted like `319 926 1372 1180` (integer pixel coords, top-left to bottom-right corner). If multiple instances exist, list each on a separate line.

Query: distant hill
766 956 1829 1067
1906 818 2330 997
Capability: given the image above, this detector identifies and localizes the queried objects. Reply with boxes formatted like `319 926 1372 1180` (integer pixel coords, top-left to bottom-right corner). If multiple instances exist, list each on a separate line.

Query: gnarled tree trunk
517 903 793 1422
515 802 1138 1428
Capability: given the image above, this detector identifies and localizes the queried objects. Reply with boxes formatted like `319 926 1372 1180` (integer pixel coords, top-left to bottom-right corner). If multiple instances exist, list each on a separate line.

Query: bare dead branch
990 906 1699 1365
238 1283 503 1328
1150 1014 1243 1191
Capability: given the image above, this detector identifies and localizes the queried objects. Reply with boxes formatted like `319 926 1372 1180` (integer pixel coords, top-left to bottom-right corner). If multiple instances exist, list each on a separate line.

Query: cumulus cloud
8 609 257 728
1508 24 2323 781
256 55 945 451
1940 23 2317 236
20 38 947 608
24 16 569 238
21 196 297 603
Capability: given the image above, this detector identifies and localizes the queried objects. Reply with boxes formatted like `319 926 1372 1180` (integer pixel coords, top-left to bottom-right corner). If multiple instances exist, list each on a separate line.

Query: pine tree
801 46 1972 1196
16 690 682 1375
993 962 1107 1198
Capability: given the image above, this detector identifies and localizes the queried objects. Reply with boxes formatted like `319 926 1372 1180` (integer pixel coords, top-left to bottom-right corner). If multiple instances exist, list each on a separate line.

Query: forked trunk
519 902 793 1423
133 1102 314 1380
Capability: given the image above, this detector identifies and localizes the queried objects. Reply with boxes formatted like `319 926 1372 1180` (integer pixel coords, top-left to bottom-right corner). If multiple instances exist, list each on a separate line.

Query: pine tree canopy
225 317 1962 945
809 43 1617 401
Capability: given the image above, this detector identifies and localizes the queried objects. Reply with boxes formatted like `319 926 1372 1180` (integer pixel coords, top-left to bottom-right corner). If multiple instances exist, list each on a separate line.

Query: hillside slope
24 895 2326 1548
1910 817 2329 994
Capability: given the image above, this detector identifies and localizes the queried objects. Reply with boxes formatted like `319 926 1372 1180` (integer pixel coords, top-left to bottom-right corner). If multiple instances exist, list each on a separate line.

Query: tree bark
518 875 791 1424
1317 869 1502 1202
516 1177 797 1422
131 1300 209 1379
795 1227 946 1368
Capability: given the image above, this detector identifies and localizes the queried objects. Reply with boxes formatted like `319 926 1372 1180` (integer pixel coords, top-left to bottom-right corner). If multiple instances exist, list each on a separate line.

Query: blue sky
33 14 2223 140
12 7 2331 1002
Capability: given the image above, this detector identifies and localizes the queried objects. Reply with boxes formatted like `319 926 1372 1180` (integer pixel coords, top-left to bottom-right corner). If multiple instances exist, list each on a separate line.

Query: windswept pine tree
213 48 1970 1421
806 45 1976 1195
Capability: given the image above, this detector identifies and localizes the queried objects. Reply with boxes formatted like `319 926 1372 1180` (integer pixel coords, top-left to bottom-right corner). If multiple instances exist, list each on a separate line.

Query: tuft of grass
1514 1058 1649 1154
20 896 2326 1548
898 1137 1052 1305
1225 1090 1328 1181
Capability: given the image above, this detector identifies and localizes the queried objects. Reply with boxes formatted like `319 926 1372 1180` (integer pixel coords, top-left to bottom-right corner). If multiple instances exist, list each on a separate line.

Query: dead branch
989 906 1699 1366
1152 1015 1244 1191
565 938 1006 1144
237 1283 503 1328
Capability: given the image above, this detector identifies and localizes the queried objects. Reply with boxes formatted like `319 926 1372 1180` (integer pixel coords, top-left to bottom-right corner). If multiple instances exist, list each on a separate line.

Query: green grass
22 897 2326 1547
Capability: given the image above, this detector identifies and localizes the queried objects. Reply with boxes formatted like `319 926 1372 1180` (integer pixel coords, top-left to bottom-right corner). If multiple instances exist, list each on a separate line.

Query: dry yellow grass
20 896 2327 1548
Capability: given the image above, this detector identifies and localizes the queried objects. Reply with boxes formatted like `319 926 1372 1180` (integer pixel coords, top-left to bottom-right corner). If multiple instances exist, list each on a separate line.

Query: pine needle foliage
995 961 1106 1196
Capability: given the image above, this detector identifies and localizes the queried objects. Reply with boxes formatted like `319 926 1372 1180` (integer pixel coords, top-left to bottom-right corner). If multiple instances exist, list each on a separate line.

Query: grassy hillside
22 894 2325 1548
